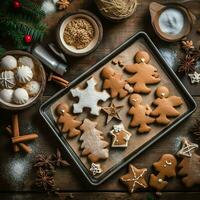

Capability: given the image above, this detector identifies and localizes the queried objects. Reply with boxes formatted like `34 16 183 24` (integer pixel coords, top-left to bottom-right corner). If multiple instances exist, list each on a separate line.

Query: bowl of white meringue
0 50 46 110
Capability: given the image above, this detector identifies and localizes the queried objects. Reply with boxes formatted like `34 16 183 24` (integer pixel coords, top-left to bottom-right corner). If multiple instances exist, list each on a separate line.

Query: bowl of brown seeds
57 10 103 57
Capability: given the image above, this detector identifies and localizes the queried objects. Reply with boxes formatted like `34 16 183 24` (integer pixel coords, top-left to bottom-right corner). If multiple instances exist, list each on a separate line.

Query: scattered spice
33 149 70 192
178 54 196 74
52 148 70 167
56 0 71 10
190 119 200 140
34 154 55 170
63 17 95 49
178 40 200 75
35 168 55 191
5 113 38 154
181 40 194 52
48 73 69 88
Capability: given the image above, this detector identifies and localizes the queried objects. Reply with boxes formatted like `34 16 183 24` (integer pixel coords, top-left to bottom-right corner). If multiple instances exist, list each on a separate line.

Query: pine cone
56 0 70 10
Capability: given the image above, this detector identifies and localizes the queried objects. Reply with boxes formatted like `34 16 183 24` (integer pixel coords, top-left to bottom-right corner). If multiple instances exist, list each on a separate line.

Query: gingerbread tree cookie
124 51 160 94
56 103 82 138
151 86 183 125
128 94 155 133
149 154 177 191
120 164 148 193
177 138 200 187
71 77 110 116
101 65 129 98
80 118 109 162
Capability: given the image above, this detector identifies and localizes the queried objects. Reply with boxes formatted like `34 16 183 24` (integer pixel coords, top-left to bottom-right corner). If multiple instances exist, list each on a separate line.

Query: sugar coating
71 77 110 115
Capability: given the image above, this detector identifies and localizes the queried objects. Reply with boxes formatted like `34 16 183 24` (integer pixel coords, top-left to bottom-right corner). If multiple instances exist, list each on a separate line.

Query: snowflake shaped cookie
90 163 103 176
188 71 200 84
71 77 110 115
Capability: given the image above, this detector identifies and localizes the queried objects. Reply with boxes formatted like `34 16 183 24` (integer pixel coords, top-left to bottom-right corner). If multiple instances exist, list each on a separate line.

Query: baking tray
40 32 197 186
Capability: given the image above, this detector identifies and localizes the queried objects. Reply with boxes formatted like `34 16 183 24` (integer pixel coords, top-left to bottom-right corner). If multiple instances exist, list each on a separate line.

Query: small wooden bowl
149 2 196 42
0 50 46 110
56 10 103 57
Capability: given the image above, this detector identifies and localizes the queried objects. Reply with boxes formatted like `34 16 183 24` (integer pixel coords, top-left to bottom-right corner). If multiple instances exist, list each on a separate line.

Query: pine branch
0 45 6 56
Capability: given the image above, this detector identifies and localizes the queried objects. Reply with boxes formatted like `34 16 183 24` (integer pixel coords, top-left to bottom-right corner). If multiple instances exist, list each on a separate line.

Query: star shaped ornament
188 71 200 84
120 164 148 193
177 137 199 158
102 102 123 124
89 163 103 176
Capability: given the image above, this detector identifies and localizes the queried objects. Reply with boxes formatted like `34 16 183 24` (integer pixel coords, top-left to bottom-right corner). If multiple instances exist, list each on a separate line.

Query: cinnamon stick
12 133 38 144
52 75 69 85
6 126 32 153
54 80 68 88
12 114 20 152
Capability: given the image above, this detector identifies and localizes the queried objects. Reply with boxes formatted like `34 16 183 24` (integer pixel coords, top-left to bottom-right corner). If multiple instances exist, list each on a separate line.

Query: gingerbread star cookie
176 138 199 158
90 163 103 176
176 138 200 187
56 103 82 138
71 77 110 116
102 102 123 124
110 123 132 148
120 164 148 193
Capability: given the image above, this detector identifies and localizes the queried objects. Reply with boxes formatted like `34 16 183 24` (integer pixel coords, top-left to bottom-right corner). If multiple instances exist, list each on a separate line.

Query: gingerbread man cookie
80 118 109 162
151 86 183 125
128 94 155 133
124 51 160 94
101 65 130 98
149 154 177 191
56 103 82 138
120 164 148 193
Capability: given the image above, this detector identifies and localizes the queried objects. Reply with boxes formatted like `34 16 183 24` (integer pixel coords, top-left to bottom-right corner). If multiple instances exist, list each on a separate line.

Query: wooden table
0 0 200 199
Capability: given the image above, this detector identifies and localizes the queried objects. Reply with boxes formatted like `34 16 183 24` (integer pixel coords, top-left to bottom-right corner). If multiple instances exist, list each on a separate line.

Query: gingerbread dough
151 86 183 125
101 65 129 98
124 51 160 93
56 103 82 138
128 94 155 133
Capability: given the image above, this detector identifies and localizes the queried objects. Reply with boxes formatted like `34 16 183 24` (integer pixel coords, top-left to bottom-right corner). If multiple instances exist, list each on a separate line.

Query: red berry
13 0 21 9
24 35 32 44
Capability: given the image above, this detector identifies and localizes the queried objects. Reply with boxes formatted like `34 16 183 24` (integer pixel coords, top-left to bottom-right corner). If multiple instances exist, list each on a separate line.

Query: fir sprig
0 0 47 50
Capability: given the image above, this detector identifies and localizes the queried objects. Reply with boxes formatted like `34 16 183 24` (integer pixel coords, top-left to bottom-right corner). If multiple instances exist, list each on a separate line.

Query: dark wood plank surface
0 0 200 199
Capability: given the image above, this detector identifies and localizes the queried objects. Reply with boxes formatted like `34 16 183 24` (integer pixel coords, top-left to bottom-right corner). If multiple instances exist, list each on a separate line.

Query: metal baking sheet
40 32 196 186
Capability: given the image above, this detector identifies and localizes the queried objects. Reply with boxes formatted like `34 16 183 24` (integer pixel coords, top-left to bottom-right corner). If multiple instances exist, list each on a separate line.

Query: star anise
190 119 200 140
35 168 55 191
52 149 70 167
56 0 70 10
181 40 194 52
178 54 196 74
34 154 55 170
